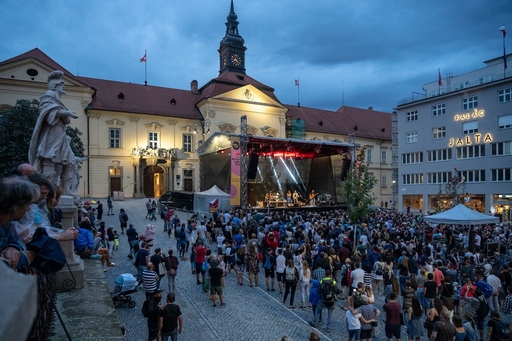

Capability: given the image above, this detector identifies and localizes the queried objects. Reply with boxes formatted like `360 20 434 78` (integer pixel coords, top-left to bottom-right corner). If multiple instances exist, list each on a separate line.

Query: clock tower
218 0 247 75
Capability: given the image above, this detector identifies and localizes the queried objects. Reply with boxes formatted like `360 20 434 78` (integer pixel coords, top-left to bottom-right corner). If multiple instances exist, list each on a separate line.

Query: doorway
144 165 165 198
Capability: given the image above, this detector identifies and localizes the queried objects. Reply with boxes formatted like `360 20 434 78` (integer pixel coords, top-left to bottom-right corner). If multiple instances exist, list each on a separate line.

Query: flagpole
297 78 300 107
503 32 507 77
144 49 147 86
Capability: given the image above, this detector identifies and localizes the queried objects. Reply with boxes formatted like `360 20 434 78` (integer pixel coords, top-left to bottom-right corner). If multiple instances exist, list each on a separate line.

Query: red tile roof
285 105 391 141
0 48 87 86
78 76 202 119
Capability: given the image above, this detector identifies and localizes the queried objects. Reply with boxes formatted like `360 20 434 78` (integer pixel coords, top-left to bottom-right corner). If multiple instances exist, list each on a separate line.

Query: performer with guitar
309 190 317 206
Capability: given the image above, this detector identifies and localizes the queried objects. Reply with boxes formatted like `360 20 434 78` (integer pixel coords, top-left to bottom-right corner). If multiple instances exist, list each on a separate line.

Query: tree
435 167 469 211
343 147 377 223
66 126 85 159
0 99 39 177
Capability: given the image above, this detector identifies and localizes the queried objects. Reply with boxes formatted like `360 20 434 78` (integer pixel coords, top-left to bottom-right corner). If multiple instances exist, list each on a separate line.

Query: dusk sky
1 0 511 113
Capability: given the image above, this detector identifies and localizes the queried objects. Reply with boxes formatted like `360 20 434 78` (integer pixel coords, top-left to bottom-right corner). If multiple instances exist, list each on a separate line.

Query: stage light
279 156 297 184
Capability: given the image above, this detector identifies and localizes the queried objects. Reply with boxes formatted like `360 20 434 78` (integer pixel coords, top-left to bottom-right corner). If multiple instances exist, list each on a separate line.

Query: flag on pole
500 25 506 37
140 52 146 63
500 26 507 69
294 79 299 86
438 69 442 86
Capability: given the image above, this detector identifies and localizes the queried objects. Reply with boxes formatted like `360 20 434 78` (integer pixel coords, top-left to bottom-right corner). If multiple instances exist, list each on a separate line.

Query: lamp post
392 180 396 211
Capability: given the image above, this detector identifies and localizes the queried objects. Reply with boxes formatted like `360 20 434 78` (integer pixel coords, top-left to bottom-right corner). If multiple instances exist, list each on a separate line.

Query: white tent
193 185 231 213
424 204 499 224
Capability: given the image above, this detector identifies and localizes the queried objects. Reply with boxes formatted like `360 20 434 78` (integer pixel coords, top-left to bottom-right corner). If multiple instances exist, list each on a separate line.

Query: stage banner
230 136 241 206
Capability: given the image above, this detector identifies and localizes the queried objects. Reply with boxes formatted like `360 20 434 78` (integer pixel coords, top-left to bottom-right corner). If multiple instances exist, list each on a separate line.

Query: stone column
55 195 85 290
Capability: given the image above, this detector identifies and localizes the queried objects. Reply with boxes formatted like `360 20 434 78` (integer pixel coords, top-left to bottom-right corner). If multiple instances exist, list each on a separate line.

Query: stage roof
196 132 355 158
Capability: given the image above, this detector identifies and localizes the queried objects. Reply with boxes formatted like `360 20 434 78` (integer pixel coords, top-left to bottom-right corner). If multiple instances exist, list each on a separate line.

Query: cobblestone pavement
96 198 419 341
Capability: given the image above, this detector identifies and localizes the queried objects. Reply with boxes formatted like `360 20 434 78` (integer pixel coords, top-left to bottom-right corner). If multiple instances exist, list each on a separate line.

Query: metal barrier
26 271 56 341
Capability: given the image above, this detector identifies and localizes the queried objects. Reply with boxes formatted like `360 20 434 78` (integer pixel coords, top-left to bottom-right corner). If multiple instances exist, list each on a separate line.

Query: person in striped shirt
142 262 159 299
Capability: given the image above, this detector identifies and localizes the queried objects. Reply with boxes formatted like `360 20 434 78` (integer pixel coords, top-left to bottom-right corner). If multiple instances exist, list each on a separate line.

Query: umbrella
84 200 97 205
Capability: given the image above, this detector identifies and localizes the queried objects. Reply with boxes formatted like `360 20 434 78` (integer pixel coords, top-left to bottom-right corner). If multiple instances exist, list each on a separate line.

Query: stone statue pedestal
55 196 84 290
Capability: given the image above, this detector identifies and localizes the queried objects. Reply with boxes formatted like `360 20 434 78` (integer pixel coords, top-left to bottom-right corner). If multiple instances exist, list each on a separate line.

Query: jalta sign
448 133 493 147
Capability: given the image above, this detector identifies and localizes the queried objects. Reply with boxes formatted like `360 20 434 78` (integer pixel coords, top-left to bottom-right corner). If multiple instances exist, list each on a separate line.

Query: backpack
478 280 493 299
476 297 489 319
122 213 128 222
141 298 150 318
340 264 348 279
264 255 272 270
330 255 341 271
320 278 337 303
285 266 296 281
178 228 187 241
375 263 383 276
495 320 512 341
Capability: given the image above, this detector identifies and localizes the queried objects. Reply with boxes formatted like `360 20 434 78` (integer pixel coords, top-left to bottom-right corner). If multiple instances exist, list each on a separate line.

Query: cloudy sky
1 0 511 112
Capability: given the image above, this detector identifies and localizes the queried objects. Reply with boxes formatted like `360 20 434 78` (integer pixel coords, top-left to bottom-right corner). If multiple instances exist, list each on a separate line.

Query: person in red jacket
265 232 278 252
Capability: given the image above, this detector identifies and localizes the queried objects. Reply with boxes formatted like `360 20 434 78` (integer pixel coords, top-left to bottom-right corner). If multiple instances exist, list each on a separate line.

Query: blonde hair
302 260 309 277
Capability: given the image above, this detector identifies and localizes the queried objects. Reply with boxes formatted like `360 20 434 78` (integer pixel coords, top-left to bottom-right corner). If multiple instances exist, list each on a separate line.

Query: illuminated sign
454 109 485 121
448 133 492 147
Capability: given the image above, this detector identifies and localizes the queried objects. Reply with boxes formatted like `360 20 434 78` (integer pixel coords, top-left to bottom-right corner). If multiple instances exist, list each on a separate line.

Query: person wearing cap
146 288 164 341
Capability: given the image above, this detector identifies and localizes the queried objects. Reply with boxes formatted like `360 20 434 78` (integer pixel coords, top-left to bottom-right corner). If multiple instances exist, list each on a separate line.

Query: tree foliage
435 167 469 211
0 99 85 178
0 99 39 178
343 147 377 223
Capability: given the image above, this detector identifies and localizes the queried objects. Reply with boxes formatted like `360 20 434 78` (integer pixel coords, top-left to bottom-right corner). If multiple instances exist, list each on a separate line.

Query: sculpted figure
28 70 78 197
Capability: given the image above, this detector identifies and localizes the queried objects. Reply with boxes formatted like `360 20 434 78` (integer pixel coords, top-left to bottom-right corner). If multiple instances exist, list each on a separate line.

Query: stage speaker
340 158 351 181
247 153 259 179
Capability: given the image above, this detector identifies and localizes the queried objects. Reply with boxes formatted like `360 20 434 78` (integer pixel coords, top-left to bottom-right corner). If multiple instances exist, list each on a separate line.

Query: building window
432 104 446 117
402 173 424 185
406 132 418 144
456 145 485 159
427 172 451 184
381 150 387 163
406 110 418 122
478 75 492 84
455 81 470 90
462 121 478 134
402 152 423 164
498 114 512 129
491 168 512 182
427 148 452 162
109 128 121 148
381 176 387 187
148 132 158 149
432 126 446 139
458 169 485 183
366 149 372 163
498 88 512 103
491 141 512 156
462 96 478 111
183 134 193 153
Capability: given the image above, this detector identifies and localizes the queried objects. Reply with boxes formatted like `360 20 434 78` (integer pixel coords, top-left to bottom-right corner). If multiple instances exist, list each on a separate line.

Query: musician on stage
286 190 292 206
292 190 299 205
309 190 316 206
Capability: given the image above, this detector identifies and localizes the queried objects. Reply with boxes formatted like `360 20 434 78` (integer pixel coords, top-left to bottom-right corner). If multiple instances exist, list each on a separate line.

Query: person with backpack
118 208 128 234
487 310 510 341
263 248 276 292
283 258 299 309
465 288 488 341
372 255 385 296
142 289 164 341
159 292 183 341
309 269 340 333
475 272 495 311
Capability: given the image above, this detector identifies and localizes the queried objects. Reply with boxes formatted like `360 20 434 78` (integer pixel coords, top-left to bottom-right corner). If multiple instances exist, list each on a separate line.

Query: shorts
195 262 205 274
348 329 361 340
210 285 223 296
276 272 284 282
385 324 401 339
474 318 484 331
360 329 372 340
349 287 357 296
264 268 275 278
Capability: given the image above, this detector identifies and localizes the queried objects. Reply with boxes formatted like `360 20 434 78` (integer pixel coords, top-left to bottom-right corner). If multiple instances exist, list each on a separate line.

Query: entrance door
144 165 164 198
110 177 121 197
184 178 193 192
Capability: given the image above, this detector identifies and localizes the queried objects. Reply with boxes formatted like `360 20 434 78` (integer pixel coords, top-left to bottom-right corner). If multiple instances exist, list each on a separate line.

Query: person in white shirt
275 248 287 294
345 262 365 310
359 234 368 246
486 269 502 312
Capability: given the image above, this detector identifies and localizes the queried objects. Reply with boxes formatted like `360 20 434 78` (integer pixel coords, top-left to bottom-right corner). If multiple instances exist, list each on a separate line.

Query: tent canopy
193 185 230 213
424 204 499 225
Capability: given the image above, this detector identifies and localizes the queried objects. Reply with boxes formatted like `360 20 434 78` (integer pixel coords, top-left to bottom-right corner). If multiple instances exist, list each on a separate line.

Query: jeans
489 295 498 312
160 328 178 341
167 272 176 293
348 329 361 340
128 240 137 257
283 281 297 306
137 265 147 280
399 275 407 293
314 301 334 330
417 288 427 312
300 280 310 304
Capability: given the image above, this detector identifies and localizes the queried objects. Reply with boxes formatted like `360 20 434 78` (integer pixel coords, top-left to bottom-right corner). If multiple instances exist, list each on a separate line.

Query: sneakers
127 255 133 260
109 263 116 267
196 280 201 285
220 303 226 308
212 303 217 307
308 322 316 328
289 306 296 309
325 329 331 333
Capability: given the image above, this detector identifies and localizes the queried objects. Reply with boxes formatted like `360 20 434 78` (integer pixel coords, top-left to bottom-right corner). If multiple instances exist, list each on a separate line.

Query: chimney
190 80 199 95
368 106 373 110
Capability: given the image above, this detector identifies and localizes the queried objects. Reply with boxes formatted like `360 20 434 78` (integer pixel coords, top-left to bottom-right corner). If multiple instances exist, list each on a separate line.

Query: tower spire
218 0 247 74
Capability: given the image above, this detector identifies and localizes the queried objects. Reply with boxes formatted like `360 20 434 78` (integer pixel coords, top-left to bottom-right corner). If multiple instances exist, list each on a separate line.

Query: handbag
169 268 177 276
158 262 166 276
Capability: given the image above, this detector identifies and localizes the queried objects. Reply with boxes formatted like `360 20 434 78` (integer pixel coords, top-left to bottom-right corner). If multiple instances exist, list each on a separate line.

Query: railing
26 271 57 341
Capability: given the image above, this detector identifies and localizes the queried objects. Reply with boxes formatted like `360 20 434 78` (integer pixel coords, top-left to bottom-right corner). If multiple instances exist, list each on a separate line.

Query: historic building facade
395 55 512 221
0 2 392 206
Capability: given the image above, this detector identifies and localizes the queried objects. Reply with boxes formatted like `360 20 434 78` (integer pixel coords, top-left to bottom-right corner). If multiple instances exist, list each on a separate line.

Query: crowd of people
139 203 512 341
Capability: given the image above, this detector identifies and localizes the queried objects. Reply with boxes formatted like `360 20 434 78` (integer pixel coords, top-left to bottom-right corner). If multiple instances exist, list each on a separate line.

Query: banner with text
230 136 241 206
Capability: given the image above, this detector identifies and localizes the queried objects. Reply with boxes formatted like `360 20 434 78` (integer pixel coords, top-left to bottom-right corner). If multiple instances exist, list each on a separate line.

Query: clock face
231 54 242 66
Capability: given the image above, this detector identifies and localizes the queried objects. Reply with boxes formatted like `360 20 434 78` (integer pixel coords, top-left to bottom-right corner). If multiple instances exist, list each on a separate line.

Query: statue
28 70 79 197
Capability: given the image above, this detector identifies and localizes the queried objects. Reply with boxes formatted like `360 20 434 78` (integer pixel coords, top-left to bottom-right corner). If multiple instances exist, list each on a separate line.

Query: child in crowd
113 230 119 251
309 279 322 324
150 208 157 221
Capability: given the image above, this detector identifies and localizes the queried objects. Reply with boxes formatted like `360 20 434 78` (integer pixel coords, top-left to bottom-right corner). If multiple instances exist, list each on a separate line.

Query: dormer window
118 92 125 100
170 98 176 105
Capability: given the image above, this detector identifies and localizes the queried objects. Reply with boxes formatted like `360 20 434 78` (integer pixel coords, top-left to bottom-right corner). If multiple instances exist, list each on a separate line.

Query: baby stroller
111 273 141 308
